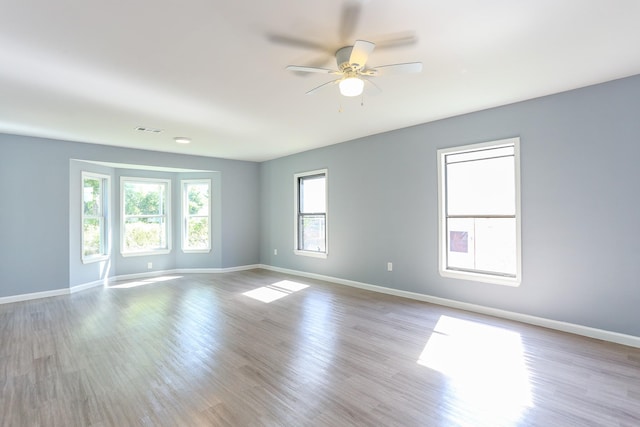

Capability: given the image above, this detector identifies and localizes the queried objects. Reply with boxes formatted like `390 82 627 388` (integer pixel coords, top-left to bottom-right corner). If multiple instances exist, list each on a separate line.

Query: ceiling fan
286 39 422 97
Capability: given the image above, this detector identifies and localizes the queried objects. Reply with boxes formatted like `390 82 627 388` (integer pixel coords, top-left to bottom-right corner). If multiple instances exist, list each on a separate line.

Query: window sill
439 269 520 287
294 249 327 259
82 255 109 264
121 249 171 257
181 248 212 254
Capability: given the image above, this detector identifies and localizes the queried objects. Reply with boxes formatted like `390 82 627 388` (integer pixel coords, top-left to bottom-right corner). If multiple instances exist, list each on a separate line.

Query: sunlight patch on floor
243 280 309 303
110 275 183 289
418 315 533 425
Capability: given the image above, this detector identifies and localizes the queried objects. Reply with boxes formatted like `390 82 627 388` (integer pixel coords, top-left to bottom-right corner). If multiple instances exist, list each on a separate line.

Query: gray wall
259 74 640 337
0 135 260 297
2 74 639 337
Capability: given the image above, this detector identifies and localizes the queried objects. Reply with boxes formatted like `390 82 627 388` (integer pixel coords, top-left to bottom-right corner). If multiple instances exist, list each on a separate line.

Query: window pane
447 156 515 216
300 175 326 213
124 217 166 252
186 183 209 216
446 145 514 163
475 218 517 275
124 182 165 215
300 214 325 252
186 217 209 249
83 218 102 257
447 218 476 271
447 217 516 276
83 178 102 216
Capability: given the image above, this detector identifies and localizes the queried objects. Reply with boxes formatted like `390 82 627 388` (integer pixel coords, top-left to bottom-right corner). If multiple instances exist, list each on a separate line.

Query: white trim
70 279 106 293
6 264 638 348
120 176 172 256
174 264 262 274
81 171 111 263
293 249 328 259
258 264 640 349
294 168 328 258
181 179 212 253
110 270 175 282
437 137 522 286
0 288 68 304
0 264 262 304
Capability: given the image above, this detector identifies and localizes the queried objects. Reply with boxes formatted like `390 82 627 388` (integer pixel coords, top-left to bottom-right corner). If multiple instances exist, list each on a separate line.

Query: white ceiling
2 1 639 162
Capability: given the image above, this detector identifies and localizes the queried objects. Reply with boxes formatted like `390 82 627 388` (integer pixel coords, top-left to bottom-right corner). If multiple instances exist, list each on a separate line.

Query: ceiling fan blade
306 79 341 95
267 33 333 53
349 40 375 69
339 1 363 42
374 31 418 50
286 65 340 74
362 77 382 96
367 62 422 76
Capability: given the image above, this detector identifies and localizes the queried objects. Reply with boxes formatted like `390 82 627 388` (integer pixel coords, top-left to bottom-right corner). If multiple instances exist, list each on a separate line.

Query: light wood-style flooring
1 269 639 426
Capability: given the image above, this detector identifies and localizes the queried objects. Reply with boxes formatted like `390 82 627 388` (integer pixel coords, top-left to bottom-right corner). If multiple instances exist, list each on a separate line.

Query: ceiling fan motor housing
336 46 358 72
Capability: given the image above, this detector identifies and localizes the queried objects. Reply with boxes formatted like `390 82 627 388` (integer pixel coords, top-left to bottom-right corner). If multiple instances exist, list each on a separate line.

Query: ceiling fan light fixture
339 77 364 97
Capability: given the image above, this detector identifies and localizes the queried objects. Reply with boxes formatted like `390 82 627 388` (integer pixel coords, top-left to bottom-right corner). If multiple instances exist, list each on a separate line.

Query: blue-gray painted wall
1 74 639 337
0 136 260 296
259 75 640 337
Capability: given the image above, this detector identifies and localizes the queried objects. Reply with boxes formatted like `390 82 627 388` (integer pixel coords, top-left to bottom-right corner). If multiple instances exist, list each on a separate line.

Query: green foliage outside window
83 176 105 258
123 181 168 252
184 182 210 251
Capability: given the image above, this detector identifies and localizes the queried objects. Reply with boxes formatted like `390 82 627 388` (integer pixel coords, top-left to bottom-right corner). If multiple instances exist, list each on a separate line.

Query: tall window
438 138 521 285
295 169 328 258
121 177 171 256
181 179 211 252
82 172 109 262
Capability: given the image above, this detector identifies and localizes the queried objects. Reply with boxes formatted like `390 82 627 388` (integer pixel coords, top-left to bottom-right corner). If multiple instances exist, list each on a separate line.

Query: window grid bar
446 153 514 166
447 214 516 219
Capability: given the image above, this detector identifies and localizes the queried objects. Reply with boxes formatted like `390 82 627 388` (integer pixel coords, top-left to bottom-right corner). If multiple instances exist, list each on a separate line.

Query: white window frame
181 179 212 253
81 171 110 263
294 169 328 259
437 137 522 286
120 176 171 257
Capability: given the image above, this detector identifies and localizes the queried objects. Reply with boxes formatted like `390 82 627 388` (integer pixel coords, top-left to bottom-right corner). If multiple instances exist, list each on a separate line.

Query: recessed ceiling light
174 137 191 144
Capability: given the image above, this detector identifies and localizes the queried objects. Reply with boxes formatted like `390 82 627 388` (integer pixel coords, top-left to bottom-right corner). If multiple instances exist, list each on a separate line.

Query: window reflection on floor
243 280 309 303
418 315 533 426
109 275 183 289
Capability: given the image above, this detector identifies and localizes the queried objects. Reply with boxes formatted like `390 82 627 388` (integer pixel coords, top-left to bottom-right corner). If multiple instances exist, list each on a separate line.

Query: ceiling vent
135 126 163 133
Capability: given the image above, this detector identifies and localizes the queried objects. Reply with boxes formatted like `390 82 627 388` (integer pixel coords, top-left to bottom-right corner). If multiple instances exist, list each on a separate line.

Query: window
438 138 521 285
294 169 328 258
181 179 211 252
121 177 171 256
82 172 109 262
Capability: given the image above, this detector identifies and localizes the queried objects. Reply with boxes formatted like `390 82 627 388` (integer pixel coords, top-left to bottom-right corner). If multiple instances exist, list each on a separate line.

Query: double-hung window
181 179 211 253
121 177 171 256
82 172 109 262
295 169 328 258
438 138 521 285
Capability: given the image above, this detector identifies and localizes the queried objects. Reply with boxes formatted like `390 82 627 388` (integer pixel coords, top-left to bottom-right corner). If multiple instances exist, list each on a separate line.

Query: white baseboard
70 279 106 293
174 264 262 274
5 264 639 348
258 264 640 349
0 288 68 305
0 264 261 304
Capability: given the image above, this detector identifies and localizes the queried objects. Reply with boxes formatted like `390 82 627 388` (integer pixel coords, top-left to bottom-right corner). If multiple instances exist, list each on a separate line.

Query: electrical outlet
387 262 393 272
274 249 278 255
147 262 153 269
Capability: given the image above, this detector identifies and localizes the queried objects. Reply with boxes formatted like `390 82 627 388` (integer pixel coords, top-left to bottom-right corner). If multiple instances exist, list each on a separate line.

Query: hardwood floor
1 269 639 426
